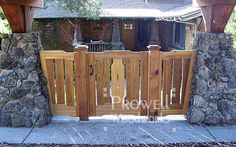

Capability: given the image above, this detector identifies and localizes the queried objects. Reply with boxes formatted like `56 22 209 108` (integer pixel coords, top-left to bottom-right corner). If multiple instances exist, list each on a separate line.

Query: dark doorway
122 20 136 51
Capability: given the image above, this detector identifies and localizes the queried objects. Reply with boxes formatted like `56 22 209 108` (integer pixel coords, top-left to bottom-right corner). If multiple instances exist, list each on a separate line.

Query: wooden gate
40 51 77 116
87 50 149 116
40 45 197 121
159 49 196 116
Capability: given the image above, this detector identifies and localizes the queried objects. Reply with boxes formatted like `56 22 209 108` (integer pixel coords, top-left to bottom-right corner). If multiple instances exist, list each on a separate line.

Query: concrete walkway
0 115 236 145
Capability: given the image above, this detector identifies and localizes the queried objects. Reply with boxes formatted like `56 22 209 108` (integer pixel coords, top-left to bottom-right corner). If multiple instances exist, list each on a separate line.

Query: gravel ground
1 142 236 147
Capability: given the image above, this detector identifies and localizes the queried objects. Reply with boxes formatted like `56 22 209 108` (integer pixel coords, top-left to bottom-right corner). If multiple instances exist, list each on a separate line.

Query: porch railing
85 41 112 52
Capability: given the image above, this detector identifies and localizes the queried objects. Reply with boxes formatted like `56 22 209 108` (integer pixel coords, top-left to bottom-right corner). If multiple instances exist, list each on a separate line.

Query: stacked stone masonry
0 33 51 127
187 32 236 125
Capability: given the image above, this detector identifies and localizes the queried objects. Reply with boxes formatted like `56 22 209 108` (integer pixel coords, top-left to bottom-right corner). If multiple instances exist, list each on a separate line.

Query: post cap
75 45 88 51
148 45 161 51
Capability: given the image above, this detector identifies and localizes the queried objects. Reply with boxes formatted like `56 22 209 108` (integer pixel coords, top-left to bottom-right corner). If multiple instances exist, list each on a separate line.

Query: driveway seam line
202 125 225 146
21 127 34 144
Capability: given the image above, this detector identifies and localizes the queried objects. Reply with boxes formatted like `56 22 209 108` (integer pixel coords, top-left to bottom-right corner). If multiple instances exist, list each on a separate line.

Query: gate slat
172 58 182 104
181 58 190 104
45 59 55 104
126 59 140 102
104 59 112 103
163 59 172 108
55 59 65 104
133 59 140 101
40 51 54 114
140 52 149 116
112 59 125 103
125 59 132 102
96 59 111 105
96 60 105 105
74 54 79 115
65 60 74 106
87 54 96 116
183 52 197 113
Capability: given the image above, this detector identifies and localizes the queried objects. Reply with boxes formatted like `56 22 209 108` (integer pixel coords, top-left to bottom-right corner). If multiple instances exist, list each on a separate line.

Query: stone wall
187 32 236 125
0 33 51 127
0 51 2 72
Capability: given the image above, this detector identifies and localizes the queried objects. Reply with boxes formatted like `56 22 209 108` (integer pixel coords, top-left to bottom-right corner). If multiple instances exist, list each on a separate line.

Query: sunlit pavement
0 115 236 145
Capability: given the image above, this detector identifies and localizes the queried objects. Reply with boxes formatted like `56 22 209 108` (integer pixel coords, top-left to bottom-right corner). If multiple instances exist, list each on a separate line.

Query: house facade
34 0 204 52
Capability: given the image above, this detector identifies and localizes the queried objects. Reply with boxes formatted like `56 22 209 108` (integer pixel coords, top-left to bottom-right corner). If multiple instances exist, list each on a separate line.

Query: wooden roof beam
0 0 44 33
0 0 44 8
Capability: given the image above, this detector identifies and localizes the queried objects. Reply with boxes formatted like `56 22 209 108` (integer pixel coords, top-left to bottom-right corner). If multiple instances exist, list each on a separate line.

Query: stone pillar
0 33 51 127
187 32 236 125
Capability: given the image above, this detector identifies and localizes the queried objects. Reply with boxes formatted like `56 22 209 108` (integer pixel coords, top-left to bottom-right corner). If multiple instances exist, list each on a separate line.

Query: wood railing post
148 45 161 120
75 45 89 121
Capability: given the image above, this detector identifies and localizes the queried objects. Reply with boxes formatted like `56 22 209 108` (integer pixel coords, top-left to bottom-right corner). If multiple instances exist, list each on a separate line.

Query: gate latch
89 65 94 76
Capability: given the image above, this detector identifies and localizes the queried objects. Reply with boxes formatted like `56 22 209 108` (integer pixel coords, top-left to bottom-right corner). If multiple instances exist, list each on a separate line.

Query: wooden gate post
76 45 89 121
148 45 161 120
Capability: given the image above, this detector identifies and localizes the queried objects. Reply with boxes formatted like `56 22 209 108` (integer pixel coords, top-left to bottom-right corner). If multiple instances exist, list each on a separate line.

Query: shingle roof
35 0 201 21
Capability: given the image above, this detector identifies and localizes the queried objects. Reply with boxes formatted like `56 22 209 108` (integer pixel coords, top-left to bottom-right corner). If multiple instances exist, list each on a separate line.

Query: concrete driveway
0 115 235 145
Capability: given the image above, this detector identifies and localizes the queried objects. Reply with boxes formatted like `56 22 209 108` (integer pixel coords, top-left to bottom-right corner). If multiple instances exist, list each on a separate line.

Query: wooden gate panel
96 60 105 105
140 52 149 116
182 52 197 113
65 60 74 106
87 54 96 116
55 59 65 104
45 60 55 104
40 51 76 117
160 50 197 115
163 59 172 108
92 50 145 116
172 59 182 104
181 58 191 104
111 59 125 103
104 59 112 103
96 59 112 105
125 58 140 102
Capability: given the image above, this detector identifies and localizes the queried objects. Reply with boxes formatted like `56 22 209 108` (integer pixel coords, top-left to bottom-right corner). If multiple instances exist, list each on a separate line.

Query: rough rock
0 33 51 127
187 33 236 125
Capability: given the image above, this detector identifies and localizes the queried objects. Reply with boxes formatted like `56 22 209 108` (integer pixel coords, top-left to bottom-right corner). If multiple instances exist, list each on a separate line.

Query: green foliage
0 8 10 37
0 0 101 36
46 0 101 18
226 8 236 49
43 36 61 50
0 8 5 19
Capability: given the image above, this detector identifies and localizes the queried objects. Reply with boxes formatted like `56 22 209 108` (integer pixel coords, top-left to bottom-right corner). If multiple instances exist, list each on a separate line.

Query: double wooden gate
40 45 196 121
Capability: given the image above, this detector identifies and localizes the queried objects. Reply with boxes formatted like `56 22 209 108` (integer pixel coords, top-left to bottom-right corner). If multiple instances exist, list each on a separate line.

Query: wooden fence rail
40 46 198 120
